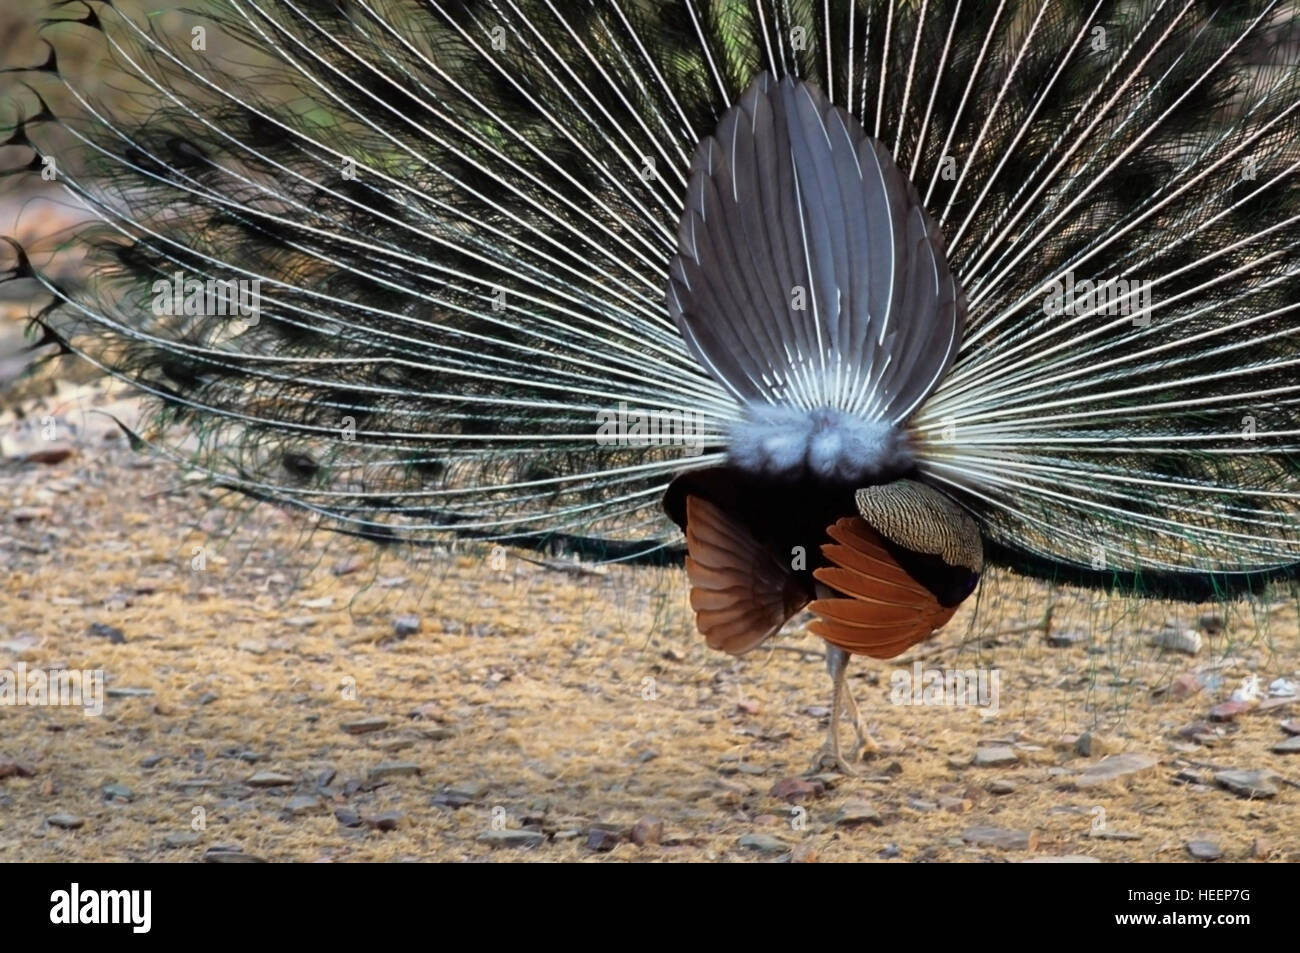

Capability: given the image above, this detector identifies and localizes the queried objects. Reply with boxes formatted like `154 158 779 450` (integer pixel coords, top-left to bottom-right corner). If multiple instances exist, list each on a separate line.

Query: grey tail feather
666 73 962 482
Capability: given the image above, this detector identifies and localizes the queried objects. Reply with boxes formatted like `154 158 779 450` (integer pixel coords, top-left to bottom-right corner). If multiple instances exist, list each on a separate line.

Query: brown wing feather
813 565 928 606
683 495 808 655
809 516 955 659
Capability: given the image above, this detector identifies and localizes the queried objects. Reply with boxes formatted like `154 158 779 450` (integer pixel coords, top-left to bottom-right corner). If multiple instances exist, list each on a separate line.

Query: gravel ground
2 376 1299 863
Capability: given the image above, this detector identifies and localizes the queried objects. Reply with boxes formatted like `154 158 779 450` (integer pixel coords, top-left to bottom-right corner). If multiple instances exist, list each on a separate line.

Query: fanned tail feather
2 0 1298 596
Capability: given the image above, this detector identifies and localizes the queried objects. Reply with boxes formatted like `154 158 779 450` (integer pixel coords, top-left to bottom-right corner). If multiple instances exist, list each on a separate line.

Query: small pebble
1147 626 1202 656
443 780 486 800
478 829 544 848
962 826 1036 850
769 777 823 803
430 792 473 809
367 762 421 781
285 795 322 816
1089 830 1141 842
1023 855 1101 863
87 622 126 644
203 847 265 863
363 811 402 832
1074 753 1158 788
972 745 1018 767
245 771 295 787
834 800 882 828
334 808 362 828
1269 736 1300 754
1269 677 1298 697
1214 769 1278 799
341 717 389 735
586 828 622 852
630 816 664 846
1258 696 1295 712
738 833 788 854
392 615 421 639
1209 701 1252 722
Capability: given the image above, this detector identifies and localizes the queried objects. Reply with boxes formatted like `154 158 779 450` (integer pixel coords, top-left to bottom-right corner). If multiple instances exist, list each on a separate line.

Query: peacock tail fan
2 0 1299 614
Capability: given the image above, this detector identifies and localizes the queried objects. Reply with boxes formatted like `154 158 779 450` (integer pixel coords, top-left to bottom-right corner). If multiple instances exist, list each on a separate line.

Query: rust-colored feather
810 516 954 659
683 495 808 655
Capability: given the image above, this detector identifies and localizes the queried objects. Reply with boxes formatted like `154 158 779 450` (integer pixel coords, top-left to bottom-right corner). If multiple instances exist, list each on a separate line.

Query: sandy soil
1 373 1298 864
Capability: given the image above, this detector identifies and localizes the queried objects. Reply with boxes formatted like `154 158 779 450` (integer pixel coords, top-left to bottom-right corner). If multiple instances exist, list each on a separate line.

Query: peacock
4 0 1300 773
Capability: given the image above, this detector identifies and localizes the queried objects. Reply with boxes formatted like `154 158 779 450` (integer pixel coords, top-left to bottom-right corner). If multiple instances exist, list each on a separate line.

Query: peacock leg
808 644 860 776
840 672 880 759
